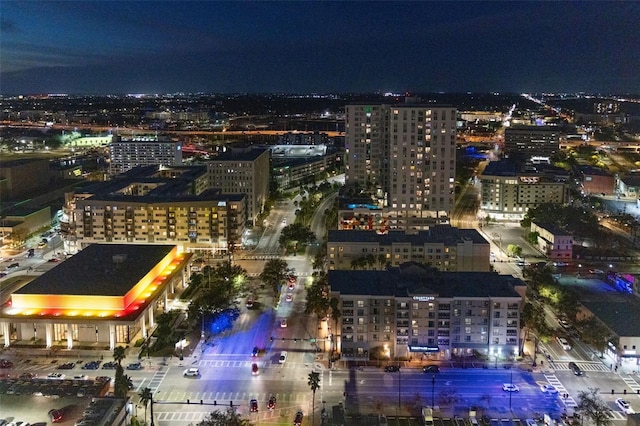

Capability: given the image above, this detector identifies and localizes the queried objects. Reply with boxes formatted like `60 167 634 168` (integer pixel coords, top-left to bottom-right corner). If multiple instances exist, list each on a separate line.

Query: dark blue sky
1 1 639 95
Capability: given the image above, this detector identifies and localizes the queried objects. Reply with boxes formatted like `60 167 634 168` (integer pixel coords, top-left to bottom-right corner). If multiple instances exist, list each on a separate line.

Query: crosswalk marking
621 376 640 393
543 374 577 408
155 391 309 405
550 362 610 373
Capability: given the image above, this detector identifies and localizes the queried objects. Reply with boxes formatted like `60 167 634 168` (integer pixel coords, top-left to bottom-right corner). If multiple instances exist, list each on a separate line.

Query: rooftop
328 226 488 245
582 295 640 337
329 263 522 298
15 244 176 296
210 147 269 162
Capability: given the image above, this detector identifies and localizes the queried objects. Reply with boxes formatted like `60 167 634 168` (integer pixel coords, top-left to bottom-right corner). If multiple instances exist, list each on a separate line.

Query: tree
259 258 290 299
114 364 133 397
139 387 153 425
113 346 126 365
506 244 522 258
195 407 254 426
576 388 612 426
365 253 376 270
376 254 386 270
308 371 321 426
579 317 614 356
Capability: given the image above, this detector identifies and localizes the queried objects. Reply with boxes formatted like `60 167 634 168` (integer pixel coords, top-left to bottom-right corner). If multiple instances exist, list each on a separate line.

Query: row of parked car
0 375 110 399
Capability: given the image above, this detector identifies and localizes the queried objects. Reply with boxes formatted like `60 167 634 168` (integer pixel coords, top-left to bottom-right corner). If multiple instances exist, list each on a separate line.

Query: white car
285 293 293 302
616 398 635 414
502 383 519 392
183 368 200 377
556 336 572 351
553 261 569 267
541 384 558 394
280 318 287 328
73 374 89 380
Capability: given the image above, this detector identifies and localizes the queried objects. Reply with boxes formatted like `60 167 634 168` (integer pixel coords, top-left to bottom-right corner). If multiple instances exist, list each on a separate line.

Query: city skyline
1 1 639 95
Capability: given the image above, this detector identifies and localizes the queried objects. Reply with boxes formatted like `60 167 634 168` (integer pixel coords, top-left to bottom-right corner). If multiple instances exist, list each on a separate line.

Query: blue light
208 308 240 335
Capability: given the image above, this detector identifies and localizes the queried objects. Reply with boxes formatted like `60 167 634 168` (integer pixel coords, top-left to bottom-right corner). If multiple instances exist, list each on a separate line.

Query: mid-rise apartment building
62 165 245 255
504 125 560 159
530 222 573 260
346 101 457 230
479 160 566 221
329 263 523 360
109 136 182 175
205 148 270 226
327 225 490 272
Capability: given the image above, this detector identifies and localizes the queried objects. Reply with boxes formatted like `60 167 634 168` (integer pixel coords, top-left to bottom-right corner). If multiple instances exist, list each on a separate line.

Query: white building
110 136 182 175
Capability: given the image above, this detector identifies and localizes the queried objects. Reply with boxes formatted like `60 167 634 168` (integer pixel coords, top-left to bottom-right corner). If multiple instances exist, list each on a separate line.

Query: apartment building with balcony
327 225 490 272
328 263 523 361
345 100 457 231
62 165 245 255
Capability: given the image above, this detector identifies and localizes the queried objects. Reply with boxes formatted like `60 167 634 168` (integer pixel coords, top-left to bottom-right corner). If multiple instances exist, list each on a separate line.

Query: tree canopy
194 407 254 426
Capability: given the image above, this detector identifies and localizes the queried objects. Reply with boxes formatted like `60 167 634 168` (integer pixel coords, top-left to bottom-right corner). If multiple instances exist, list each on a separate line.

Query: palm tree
113 346 126 365
308 371 321 426
139 387 153 425
376 254 386 270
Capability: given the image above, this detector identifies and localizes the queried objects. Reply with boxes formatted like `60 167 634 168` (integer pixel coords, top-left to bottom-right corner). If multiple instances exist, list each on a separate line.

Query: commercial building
479 160 566 221
530 222 573 260
206 148 270 226
504 125 560 159
328 263 523 360
327 225 490 272
109 136 182 175
345 101 457 230
576 165 615 196
0 244 190 349
62 165 245 255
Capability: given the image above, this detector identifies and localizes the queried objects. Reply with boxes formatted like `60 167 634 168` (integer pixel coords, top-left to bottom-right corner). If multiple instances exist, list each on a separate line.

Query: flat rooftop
15 244 175 296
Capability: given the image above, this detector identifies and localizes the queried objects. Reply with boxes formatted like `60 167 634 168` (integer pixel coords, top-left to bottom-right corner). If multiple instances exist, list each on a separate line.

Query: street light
431 375 436 409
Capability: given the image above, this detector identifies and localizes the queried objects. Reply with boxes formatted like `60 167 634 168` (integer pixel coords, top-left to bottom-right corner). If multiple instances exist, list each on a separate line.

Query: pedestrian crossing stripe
622 376 640 393
550 362 610 373
543 374 577 408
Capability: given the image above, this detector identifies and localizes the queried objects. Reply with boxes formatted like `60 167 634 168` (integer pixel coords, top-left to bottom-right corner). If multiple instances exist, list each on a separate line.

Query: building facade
346 101 457 230
62 166 245 255
109 136 182 176
530 222 573 260
479 160 566 221
205 148 270 226
0 244 190 350
328 226 490 272
329 264 523 361
504 125 560 159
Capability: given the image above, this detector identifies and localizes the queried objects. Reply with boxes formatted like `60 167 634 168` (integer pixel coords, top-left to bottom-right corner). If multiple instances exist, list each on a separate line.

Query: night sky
1 1 639 95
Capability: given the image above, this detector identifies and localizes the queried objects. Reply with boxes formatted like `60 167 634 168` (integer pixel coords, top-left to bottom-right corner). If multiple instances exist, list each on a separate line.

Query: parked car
101 361 117 369
384 365 400 372
0 359 14 368
126 362 142 370
47 372 65 379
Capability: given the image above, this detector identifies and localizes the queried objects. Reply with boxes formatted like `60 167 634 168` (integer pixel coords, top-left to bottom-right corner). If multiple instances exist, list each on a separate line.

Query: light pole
508 367 513 411
431 375 436 409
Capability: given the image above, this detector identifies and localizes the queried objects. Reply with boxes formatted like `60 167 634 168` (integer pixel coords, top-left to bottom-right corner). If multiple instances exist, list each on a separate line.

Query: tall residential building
109 136 182 175
346 102 457 230
329 263 523 360
62 165 245 255
504 125 559 159
206 148 270 226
